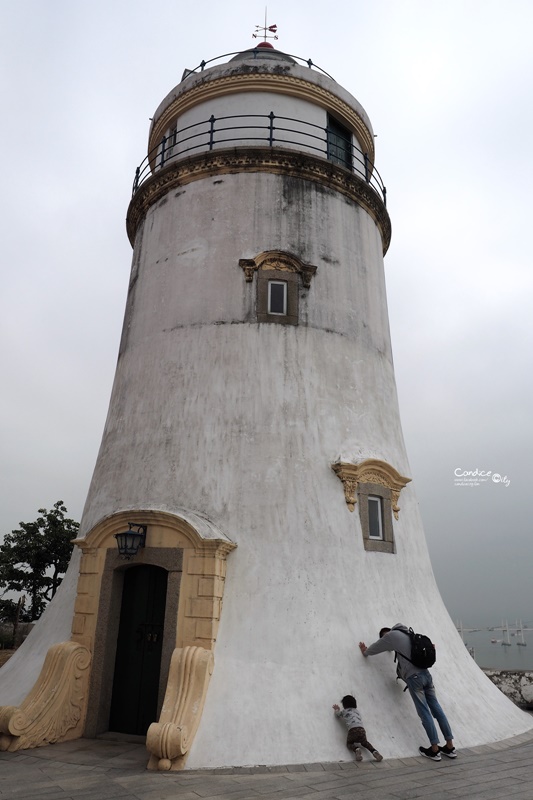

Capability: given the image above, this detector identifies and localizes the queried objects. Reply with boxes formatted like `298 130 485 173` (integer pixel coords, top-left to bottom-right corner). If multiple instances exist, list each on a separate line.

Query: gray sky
1 1 532 627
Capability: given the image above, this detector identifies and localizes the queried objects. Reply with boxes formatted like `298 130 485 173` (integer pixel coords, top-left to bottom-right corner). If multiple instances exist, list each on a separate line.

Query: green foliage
0 501 78 621
0 598 21 623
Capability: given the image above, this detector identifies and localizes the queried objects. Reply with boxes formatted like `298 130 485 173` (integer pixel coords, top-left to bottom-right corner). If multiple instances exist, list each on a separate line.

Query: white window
367 496 383 540
268 281 287 315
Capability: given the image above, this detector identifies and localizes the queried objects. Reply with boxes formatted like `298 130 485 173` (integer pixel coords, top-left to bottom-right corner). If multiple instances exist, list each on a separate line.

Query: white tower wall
81 169 400 527
1 45 531 767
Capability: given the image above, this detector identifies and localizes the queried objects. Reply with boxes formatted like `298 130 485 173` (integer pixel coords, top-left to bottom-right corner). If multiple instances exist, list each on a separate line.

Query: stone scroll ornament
0 641 91 751
332 459 411 519
239 250 318 287
146 645 214 771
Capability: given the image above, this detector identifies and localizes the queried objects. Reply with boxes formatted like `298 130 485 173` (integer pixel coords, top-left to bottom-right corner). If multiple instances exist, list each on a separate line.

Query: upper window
327 114 352 170
165 123 177 157
169 123 177 147
239 251 318 327
257 271 298 325
268 281 287 315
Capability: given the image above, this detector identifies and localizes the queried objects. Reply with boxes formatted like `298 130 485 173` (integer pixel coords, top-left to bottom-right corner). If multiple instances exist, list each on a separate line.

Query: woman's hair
341 695 357 709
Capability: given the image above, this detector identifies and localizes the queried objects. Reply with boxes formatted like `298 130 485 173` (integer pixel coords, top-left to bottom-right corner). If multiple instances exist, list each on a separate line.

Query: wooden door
109 565 168 735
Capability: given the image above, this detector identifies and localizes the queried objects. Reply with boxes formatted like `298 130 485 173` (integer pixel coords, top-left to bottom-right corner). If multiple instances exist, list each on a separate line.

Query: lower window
367 496 383 540
358 483 395 553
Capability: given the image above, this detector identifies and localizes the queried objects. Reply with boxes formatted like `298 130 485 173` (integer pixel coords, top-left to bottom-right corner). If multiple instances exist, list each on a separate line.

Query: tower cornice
127 147 391 253
148 71 375 163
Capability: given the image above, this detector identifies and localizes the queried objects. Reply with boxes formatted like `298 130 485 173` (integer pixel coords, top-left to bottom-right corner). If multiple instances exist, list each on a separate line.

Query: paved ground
2 730 533 800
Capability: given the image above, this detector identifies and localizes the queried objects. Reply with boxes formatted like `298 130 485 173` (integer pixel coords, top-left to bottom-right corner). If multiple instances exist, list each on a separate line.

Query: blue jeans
406 670 453 746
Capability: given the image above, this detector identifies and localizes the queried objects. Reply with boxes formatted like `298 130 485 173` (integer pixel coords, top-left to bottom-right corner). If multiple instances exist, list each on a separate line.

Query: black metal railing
132 112 387 206
180 49 336 82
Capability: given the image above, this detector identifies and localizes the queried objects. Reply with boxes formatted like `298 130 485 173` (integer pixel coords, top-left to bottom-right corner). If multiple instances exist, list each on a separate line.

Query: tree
0 597 30 624
0 596 31 649
0 501 78 621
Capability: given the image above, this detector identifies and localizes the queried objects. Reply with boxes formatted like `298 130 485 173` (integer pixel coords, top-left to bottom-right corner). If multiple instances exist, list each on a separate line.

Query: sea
456 623 533 671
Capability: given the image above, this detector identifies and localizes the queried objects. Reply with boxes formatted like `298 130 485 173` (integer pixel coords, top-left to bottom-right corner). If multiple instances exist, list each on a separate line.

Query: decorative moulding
332 458 411 519
73 507 235 554
239 250 317 288
127 147 391 254
71 509 235 656
0 641 91 752
146 645 214 770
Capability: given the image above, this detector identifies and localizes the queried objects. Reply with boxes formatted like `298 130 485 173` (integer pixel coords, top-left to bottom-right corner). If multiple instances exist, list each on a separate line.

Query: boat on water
517 620 527 647
501 620 512 646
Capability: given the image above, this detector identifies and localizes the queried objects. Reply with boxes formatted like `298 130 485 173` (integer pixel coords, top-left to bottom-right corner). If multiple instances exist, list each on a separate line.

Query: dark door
109 565 168 735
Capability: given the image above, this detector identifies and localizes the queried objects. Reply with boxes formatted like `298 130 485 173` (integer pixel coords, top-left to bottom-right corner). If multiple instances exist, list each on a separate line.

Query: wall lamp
114 523 147 559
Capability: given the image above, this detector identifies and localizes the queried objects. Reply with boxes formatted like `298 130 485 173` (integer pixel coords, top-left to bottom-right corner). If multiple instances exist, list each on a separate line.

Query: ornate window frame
332 459 411 554
239 250 317 326
357 481 394 553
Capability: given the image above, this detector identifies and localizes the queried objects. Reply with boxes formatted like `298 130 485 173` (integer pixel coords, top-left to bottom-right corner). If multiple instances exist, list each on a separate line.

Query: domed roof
229 46 296 65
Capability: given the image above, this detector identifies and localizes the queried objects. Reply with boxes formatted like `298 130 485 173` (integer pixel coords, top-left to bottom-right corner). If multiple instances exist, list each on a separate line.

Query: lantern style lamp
114 523 147 559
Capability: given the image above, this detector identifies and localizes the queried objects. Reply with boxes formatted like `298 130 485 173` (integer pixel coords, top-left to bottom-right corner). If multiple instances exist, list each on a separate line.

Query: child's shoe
373 750 383 762
354 747 363 761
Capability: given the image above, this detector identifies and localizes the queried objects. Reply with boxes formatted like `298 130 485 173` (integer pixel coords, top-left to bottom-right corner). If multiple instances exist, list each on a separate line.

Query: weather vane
253 8 278 42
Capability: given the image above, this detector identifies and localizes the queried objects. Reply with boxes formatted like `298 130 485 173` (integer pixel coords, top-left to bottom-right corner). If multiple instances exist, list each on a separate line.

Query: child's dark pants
347 726 376 753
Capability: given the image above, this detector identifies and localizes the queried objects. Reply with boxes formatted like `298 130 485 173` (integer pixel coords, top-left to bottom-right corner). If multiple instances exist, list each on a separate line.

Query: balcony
131 111 387 207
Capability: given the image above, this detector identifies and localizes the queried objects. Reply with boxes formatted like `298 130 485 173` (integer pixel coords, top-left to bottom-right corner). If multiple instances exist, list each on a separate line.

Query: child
333 695 383 762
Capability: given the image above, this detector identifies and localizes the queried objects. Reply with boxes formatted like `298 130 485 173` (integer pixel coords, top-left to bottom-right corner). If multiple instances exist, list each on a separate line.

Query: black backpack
404 627 436 668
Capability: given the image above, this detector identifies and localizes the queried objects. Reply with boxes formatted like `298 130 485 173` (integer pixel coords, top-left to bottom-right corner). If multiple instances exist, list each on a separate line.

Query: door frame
72 509 235 741
88 551 179 737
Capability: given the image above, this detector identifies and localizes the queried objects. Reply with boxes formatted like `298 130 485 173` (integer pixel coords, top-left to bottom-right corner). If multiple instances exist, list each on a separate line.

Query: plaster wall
80 170 396 536
72 169 533 765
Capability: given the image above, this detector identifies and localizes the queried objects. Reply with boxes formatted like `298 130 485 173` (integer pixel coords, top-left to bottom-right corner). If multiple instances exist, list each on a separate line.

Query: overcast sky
1 0 532 627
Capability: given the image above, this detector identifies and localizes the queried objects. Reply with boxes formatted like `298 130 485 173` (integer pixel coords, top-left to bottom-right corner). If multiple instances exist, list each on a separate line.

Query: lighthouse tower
1 42 531 768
